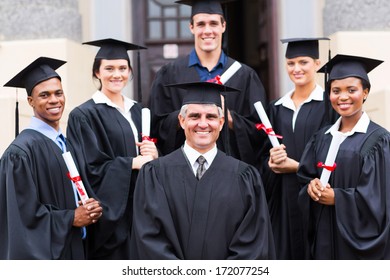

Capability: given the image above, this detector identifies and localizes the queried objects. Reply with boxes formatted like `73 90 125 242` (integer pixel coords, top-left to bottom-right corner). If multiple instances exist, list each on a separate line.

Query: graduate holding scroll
260 38 338 260
0 57 102 260
67 39 158 259
297 54 390 259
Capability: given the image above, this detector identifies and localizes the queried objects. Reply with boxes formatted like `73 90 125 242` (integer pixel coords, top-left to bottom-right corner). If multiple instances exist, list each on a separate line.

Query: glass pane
148 0 161 17
149 21 162 39
180 20 192 38
179 5 191 17
164 7 176 17
165 20 177 38
154 0 173 5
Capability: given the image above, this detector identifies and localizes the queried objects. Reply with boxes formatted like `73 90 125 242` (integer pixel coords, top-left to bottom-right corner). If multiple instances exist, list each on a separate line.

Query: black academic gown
130 149 276 260
297 122 390 259
0 129 85 260
260 92 338 259
149 55 267 169
67 99 141 259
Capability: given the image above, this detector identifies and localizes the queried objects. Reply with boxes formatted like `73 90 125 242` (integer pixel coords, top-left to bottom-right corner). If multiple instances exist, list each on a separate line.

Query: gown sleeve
130 161 184 260
333 134 390 257
67 108 134 256
0 148 77 259
227 163 276 259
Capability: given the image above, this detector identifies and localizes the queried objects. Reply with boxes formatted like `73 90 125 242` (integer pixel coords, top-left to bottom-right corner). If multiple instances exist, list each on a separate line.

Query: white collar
182 142 218 167
92 90 136 112
275 84 324 108
325 112 370 137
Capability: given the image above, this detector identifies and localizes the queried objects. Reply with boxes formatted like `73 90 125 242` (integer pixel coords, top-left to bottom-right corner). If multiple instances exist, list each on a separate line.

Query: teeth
48 108 60 113
339 104 351 109
196 131 210 134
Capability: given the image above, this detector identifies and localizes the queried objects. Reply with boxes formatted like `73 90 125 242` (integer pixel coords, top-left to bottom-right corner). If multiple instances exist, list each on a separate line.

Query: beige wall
0 38 96 156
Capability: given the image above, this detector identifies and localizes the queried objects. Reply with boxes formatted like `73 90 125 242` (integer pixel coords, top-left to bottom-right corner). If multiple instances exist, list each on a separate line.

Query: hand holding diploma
62 151 89 205
136 107 158 163
318 132 345 188
254 101 282 147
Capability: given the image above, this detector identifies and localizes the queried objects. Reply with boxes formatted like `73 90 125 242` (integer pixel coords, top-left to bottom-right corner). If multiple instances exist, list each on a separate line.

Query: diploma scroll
319 132 344 188
207 61 242 85
62 152 89 205
141 108 151 139
219 61 242 84
254 101 280 147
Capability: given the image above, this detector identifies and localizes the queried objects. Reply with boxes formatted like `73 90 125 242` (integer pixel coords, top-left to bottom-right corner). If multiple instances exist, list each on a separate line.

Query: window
147 0 192 41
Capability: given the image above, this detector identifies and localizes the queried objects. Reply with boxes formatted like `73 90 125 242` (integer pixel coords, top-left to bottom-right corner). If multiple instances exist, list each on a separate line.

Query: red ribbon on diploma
142 135 157 143
206 75 222 85
317 162 337 171
67 172 87 196
255 123 283 139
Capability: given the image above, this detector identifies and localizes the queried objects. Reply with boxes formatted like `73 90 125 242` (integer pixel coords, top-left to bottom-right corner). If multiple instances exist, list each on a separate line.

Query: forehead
193 13 222 23
286 56 314 62
186 103 219 113
99 59 129 66
330 77 362 87
32 77 62 93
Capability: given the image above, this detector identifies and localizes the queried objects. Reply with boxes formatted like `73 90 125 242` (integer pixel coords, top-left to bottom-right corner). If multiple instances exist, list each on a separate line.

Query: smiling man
0 57 103 259
131 81 275 260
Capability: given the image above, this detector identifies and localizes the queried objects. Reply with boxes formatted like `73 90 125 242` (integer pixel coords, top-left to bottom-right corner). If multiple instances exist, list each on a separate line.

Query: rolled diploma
254 101 280 147
142 107 151 138
219 61 242 84
62 151 89 204
319 132 344 188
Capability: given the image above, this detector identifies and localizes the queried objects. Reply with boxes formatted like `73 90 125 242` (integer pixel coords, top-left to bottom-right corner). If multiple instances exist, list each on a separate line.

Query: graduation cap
166 81 239 155
82 38 146 60
281 37 330 59
83 38 147 103
4 56 66 96
318 54 383 90
175 0 236 17
3 56 66 137
166 81 238 107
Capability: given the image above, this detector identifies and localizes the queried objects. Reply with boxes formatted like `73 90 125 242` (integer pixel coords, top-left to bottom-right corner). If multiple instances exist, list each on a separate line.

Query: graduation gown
0 129 85 260
130 149 275 260
67 99 141 259
149 55 267 169
260 88 338 259
297 122 390 259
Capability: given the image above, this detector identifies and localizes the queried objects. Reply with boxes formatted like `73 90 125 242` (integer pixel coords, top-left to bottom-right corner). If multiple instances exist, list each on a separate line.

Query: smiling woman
297 54 390 260
66 38 158 260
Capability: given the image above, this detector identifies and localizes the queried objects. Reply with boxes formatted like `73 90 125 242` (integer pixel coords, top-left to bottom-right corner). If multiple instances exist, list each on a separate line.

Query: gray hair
179 104 223 118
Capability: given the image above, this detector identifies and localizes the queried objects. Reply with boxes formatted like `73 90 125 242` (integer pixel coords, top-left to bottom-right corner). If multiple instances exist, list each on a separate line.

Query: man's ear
178 114 185 129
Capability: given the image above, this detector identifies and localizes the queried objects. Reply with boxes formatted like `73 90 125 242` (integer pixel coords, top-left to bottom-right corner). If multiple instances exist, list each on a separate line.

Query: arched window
147 0 192 41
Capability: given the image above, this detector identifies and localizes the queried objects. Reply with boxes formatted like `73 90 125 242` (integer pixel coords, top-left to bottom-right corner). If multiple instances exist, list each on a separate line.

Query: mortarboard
281 37 330 59
3 56 66 137
82 38 146 60
165 81 238 108
175 0 235 17
4 56 66 96
83 38 147 103
166 81 239 155
317 54 383 89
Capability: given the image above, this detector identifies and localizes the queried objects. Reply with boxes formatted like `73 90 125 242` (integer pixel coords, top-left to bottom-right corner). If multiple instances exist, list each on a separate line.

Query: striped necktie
196 156 206 180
